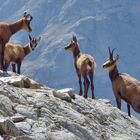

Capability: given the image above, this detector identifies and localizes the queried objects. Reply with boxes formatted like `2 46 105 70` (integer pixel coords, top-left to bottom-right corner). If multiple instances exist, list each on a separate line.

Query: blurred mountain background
0 0 140 118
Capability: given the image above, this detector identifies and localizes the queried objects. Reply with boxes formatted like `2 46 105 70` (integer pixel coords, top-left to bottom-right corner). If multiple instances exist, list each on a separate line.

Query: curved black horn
27 14 33 21
28 34 32 41
23 11 28 18
23 12 33 21
108 47 112 59
73 35 77 43
111 48 116 58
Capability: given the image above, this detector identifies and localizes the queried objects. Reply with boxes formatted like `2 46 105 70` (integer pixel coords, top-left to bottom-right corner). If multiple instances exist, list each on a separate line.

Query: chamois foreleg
76 68 83 96
89 71 95 99
83 73 90 98
127 104 131 117
17 62 21 74
0 43 5 70
78 73 83 96
12 64 16 73
1 44 5 70
116 95 121 110
3 63 9 72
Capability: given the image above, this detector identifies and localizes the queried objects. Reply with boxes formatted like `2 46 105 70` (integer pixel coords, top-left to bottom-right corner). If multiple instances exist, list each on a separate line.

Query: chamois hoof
84 95 87 98
92 95 95 99
79 92 82 96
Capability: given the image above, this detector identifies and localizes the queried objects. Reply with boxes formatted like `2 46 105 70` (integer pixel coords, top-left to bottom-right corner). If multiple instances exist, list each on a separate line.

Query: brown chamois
65 35 96 99
3 34 41 74
0 12 33 70
103 47 140 117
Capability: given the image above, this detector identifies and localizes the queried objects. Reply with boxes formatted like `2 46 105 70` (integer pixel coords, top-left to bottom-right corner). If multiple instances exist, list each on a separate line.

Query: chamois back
4 43 25 64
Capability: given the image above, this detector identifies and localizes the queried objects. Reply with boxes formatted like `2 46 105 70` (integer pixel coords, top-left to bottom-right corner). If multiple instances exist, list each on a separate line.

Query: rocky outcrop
0 71 42 89
0 71 140 140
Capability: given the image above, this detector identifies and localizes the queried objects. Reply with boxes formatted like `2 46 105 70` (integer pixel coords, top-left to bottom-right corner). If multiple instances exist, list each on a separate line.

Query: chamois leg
83 73 90 98
116 96 121 110
3 63 9 72
1 44 5 70
89 71 95 99
78 74 83 96
12 64 16 73
0 44 2 69
17 62 21 74
132 103 140 114
127 104 131 117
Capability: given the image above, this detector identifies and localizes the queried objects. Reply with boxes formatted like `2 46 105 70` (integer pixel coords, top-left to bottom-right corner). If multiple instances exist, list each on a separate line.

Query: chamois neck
73 45 80 58
109 65 119 81
9 19 23 35
23 44 32 56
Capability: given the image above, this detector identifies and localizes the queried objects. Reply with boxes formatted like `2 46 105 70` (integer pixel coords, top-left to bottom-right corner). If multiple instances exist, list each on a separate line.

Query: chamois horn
108 47 116 60
23 12 33 21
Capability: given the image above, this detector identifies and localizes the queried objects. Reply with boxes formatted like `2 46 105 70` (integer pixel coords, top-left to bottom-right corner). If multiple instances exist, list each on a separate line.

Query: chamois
3 35 41 74
65 35 96 99
103 47 140 116
0 12 33 70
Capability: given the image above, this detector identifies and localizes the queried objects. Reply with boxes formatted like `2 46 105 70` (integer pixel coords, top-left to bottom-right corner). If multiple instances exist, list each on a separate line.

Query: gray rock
0 71 139 140
0 73 42 89
0 118 24 136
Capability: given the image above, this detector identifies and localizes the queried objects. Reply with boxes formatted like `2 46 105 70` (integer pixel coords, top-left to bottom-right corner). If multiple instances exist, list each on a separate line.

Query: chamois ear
28 34 32 41
37 37 41 43
73 35 77 43
116 54 119 61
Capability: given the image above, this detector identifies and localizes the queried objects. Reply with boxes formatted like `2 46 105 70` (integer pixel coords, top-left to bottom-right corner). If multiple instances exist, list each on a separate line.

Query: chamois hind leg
17 62 21 74
83 73 90 98
127 104 131 117
132 103 140 114
88 71 95 99
12 64 16 73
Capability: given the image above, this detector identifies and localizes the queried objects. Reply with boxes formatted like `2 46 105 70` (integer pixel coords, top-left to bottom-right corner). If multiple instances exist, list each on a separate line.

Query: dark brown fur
65 35 96 99
103 47 140 116
0 12 33 70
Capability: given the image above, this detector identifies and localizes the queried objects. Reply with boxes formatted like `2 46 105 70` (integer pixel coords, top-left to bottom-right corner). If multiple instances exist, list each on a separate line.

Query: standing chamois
3 35 41 74
103 47 140 116
0 12 33 70
65 35 96 99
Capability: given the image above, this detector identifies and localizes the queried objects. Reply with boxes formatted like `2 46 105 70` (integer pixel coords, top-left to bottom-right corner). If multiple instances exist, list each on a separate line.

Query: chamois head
28 34 41 51
65 35 78 52
103 47 119 72
22 12 33 32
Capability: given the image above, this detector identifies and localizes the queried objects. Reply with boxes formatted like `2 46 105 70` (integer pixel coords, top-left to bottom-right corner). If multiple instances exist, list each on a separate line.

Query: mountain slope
0 71 140 140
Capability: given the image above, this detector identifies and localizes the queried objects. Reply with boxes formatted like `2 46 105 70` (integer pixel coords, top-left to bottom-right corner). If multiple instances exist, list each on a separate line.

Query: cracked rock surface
0 71 139 140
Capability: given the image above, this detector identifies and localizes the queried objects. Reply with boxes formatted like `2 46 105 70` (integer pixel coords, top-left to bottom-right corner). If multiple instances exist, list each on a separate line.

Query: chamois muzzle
64 46 70 50
103 64 105 68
